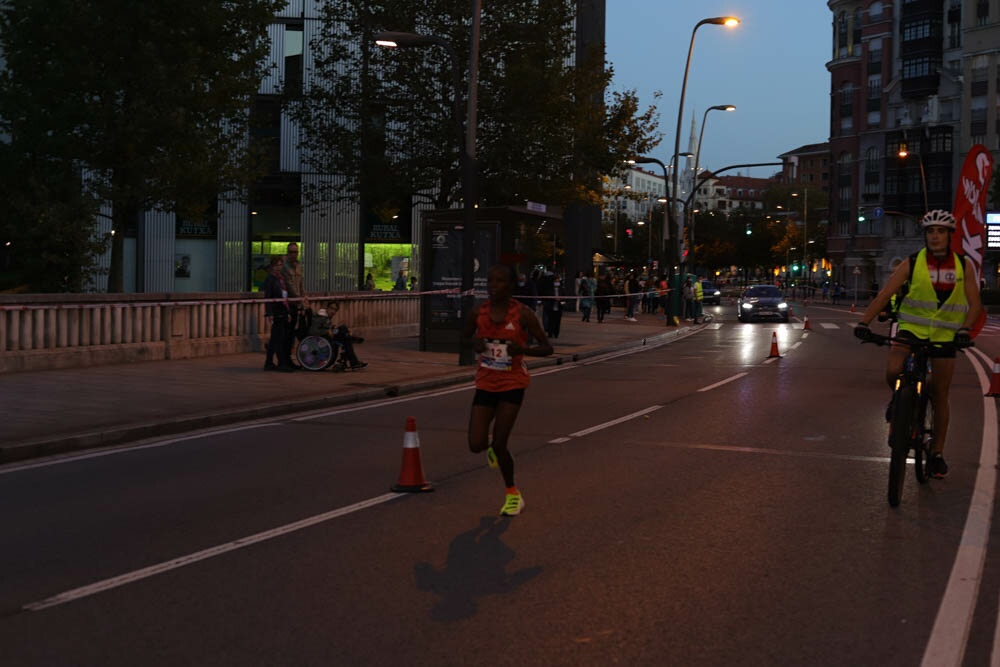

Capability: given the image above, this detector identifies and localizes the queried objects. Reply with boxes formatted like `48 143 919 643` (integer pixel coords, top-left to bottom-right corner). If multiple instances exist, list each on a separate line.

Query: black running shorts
472 388 526 406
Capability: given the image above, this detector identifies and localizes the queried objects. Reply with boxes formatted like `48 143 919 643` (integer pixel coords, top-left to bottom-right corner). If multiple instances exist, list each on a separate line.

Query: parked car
737 285 789 323
700 280 721 305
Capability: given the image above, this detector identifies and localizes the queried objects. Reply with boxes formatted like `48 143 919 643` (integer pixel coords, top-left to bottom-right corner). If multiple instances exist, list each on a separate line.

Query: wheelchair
295 324 365 372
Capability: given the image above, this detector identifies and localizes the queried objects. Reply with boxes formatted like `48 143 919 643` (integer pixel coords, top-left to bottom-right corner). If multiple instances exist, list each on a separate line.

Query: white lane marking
921 348 997 667
23 493 403 612
642 440 890 464
820 322 839 329
549 437 571 444
697 373 748 392
0 424 283 475
568 405 663 437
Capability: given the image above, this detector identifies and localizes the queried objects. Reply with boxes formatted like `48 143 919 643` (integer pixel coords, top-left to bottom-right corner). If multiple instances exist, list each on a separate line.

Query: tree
0 0 284 292
289 0 661 215
0 145 108 291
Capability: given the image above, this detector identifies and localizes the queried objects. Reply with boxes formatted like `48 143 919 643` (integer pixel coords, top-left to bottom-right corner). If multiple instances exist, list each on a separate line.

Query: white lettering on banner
977 152 991 182
962 177 985 225
963 233 983 283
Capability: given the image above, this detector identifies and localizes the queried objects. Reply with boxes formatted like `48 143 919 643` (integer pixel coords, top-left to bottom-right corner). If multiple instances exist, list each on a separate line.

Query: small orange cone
986 358 1000 397
391 416 434 493
850 303 856 313
803 315 811 330
768 331 781 358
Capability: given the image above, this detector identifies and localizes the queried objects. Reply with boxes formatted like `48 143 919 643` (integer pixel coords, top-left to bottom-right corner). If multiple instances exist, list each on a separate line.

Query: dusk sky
605 1 833 180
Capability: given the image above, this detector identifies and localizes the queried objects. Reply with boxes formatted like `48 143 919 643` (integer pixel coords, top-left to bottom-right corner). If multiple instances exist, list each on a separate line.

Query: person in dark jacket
263 256 295 372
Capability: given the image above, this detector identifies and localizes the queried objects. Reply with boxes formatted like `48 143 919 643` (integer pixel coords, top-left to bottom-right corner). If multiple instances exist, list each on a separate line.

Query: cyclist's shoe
486 446 499 469
500 493 524 516
928 453 949 479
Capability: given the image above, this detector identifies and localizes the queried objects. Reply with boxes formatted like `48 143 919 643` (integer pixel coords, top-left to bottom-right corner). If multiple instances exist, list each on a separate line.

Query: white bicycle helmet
921 209 956 230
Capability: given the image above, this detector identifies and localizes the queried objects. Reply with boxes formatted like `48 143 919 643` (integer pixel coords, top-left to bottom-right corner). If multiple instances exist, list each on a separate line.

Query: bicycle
862 332 972 507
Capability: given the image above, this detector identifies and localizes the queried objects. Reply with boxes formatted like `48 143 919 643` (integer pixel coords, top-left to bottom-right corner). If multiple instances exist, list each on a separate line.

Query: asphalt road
2 304 999 666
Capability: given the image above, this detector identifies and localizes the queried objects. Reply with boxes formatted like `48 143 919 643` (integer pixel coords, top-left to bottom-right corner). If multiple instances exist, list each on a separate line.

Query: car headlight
712 290 721 297
778 302 788 310
741 302 753 310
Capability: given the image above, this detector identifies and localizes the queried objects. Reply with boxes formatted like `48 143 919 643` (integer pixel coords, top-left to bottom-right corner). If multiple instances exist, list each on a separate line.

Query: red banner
951 144 994 337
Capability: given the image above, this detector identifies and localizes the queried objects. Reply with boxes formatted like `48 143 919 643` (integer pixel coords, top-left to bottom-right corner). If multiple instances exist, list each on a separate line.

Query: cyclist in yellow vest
854 209 982 479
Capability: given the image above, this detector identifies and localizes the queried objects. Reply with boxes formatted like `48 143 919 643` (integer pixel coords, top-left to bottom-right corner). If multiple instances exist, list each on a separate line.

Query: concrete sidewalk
0 310 697 463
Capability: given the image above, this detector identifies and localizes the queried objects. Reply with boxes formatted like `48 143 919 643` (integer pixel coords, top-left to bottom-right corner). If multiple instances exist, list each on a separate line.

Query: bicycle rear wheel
888 384 917 507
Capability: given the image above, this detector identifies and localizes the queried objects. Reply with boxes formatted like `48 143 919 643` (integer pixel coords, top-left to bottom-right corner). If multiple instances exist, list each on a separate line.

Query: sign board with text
420 220 498 352
987 212 1000 250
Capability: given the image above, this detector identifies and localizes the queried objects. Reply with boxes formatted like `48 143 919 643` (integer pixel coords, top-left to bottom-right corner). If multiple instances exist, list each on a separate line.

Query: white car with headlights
737 285 789 323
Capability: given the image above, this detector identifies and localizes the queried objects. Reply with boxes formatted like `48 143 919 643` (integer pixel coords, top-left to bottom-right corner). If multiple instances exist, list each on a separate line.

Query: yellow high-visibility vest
897 249 968 342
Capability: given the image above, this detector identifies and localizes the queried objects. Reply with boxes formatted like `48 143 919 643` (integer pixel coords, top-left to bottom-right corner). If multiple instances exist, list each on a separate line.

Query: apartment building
827 0 1000 291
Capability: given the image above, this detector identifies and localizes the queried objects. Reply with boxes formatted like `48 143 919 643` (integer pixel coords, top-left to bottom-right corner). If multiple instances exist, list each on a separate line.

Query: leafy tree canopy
289 0 661 213
0 0 284 291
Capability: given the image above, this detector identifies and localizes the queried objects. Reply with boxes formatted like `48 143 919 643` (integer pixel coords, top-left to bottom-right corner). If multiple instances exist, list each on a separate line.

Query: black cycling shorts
472 388 526 407
894 329 957 358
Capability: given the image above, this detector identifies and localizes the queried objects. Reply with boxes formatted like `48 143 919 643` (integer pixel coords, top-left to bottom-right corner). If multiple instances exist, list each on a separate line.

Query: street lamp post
670 16 739 314
374 0 481 365
629 154 689 323
792 189 810 284
689 104 735 263
898 142 928 212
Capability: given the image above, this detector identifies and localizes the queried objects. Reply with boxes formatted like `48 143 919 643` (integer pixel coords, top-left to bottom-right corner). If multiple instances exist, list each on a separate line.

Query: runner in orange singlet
463 264 552 516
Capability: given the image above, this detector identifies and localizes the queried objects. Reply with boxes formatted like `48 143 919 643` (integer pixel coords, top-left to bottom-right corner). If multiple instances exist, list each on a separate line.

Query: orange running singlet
474 299 530 392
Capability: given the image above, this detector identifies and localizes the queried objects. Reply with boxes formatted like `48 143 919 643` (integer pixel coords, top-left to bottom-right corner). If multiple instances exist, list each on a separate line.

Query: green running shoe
500 493 524 516
486 446 499 469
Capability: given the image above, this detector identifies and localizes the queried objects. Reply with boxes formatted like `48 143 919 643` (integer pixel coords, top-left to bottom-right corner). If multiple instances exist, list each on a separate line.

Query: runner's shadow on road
414 515 542 622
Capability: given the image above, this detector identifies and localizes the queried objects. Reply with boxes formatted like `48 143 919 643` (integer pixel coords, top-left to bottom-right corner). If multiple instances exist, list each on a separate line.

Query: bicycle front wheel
914 400 934 485
888 384 918 507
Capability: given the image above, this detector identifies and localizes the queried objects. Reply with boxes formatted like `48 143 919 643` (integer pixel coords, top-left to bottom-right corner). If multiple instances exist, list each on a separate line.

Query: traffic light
745 223 752 236
625 227 633 239
858 207 865 223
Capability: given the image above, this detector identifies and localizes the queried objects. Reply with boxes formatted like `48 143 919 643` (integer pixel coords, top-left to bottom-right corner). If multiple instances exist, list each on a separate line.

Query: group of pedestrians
263 243 366 373
682 275 705 324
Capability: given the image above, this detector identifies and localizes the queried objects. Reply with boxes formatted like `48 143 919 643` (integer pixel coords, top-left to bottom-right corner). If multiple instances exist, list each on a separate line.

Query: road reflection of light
736 324 792 365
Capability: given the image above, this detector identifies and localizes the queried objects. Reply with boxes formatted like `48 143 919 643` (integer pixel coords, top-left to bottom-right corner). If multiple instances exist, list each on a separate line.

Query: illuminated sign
987 212 1000 250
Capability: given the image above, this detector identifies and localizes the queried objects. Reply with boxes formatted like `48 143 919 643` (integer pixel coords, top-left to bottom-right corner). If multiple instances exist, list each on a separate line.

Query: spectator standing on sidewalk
595 273 613 323
692 276 704 323
282 242 306 365
625 272 640 321
578 270 594 322
682 277 694 321
540 273 565 338
264 256 295 372
463 263 552 516
513 272 537 310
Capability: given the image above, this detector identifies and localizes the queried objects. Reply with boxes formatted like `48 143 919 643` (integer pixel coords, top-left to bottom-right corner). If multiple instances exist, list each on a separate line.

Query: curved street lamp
670 16 739 314
689 104 735 264
375 3 482 366
628 153 691 309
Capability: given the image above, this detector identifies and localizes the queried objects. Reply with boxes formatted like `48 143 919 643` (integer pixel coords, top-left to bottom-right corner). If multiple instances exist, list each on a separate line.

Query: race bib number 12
480 339 512 371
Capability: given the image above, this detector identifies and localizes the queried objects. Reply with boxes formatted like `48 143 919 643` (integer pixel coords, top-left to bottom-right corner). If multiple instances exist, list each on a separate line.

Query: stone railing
0 292 420 374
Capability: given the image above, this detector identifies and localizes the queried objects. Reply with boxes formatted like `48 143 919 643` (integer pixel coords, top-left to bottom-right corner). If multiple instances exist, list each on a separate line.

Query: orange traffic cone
768 331 781 358
850 303 856 313
803 315 811 330
986 358 1000 397
391 416 434 493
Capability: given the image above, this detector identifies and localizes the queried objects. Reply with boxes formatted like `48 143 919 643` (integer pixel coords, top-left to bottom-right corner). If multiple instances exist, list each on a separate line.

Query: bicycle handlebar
862 332 974 350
